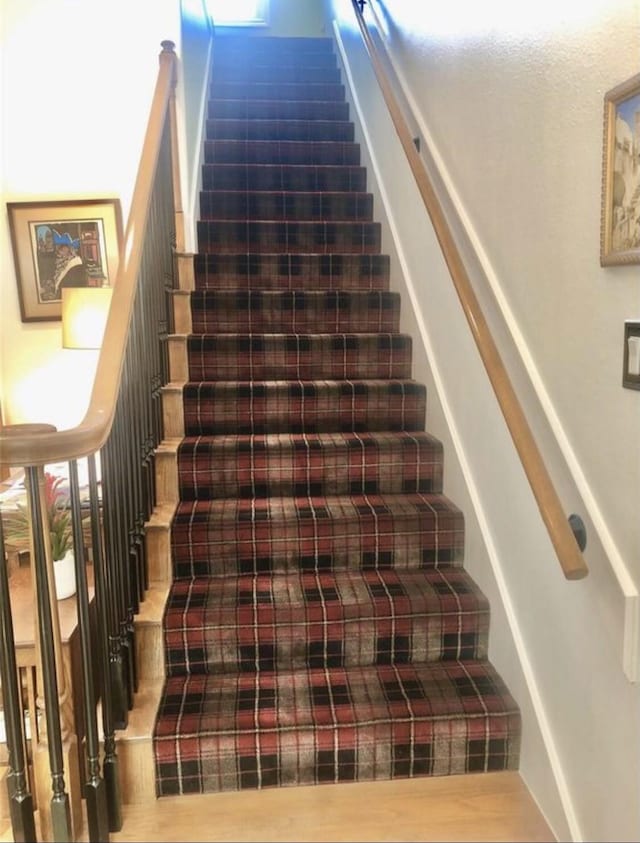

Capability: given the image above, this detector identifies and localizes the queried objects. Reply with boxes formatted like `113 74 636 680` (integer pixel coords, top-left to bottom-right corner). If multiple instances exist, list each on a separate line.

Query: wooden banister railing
350 0 588 581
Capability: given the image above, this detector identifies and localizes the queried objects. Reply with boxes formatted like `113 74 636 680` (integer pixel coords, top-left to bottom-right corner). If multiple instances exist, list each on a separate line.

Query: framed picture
600 73 640 266
7 198 123 322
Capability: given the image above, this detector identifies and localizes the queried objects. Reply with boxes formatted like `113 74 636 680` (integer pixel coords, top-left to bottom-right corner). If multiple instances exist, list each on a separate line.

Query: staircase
152 33 521 797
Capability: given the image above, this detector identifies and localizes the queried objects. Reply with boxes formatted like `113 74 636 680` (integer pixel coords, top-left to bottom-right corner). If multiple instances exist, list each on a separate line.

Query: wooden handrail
351 0 588 581
0 42 178 470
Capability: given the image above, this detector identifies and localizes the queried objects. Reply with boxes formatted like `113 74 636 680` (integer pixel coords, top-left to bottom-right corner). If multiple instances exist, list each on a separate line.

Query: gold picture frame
7 198 123 322
600 73 640 266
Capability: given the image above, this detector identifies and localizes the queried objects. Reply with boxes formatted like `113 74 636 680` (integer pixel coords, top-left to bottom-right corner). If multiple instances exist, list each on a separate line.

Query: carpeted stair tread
213 52 340 71
204 139 360 165
214 35 336 56
193 253 390 290
181 378 426 435
206 118 355 142
177 430 441 499
163 568 490 675
210 81 346 103
189 290 399 333
208 99 350 122
155 31 521 798
170 492 465 578
202 163 366 192
186 333 412 381
199 190 373 221
153 660 521 795
209 66 342 85
197 220 381 254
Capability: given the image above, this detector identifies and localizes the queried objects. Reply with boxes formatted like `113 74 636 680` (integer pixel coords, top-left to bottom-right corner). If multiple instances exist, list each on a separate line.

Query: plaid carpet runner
153 33 521 796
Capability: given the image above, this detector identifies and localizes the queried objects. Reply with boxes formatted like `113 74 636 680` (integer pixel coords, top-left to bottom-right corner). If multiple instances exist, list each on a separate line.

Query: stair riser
171 500 464 578
155 448 180 506
189 292 399 334
202 164 367 192
186 334 412 381
210 82 345 101
137 624 166 681
209 67 341 85
208 100 350 121
193 253 389 291
163 388 185 439
164 569 489 675
182 382 426 436
117 739 158 805
165 615 489 675
197 221 381 255
206 119 355 142
154 664 521 796
200 191 373 222
145 506 176 587
204 140 360 165
177 432 441 499
213 52 339 71
214 36 335 55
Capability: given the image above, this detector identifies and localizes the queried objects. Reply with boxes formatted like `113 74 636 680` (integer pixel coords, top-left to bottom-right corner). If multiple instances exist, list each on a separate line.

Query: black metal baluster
106 401 129 707
140 261 156 578
87 454 123 831
68 460 110 842
100 441 129 729
128 309 146 610
117 360 140 698
158 123 176 411
106 414 134 713
25 467 72 842
0 518 37 843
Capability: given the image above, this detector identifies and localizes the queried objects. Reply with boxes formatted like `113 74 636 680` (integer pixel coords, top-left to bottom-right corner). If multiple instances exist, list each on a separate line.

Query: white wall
376 0 640 579
210 0 327 36
1 0 181 430
262 0 327 35
181 0 214 252
324 0 640 841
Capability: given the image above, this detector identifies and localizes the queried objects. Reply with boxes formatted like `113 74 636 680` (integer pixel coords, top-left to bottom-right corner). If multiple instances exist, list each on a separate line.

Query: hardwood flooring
59 770 554 842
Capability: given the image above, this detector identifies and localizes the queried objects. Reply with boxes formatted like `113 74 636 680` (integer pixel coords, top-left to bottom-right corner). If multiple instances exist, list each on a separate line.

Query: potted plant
1 471 76 600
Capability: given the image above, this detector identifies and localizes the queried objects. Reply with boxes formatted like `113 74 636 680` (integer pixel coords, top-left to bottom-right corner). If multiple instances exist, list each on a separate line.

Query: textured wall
377 0 640 586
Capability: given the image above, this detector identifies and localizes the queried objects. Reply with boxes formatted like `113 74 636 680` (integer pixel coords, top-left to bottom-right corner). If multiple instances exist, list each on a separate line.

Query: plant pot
53 550 76 600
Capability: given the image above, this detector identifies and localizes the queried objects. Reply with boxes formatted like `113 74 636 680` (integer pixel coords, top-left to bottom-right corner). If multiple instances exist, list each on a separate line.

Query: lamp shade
61 287 113 349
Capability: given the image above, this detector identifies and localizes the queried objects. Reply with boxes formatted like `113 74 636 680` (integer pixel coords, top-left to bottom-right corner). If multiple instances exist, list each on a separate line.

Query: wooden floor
0 771 555 842
108 773 556 843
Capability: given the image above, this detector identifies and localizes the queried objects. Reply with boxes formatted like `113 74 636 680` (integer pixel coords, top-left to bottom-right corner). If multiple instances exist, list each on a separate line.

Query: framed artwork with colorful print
7 198 123 322
600 73 640 266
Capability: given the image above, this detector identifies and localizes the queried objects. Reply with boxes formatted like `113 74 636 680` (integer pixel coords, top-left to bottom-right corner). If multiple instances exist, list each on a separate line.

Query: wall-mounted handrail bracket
568 514 587 553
